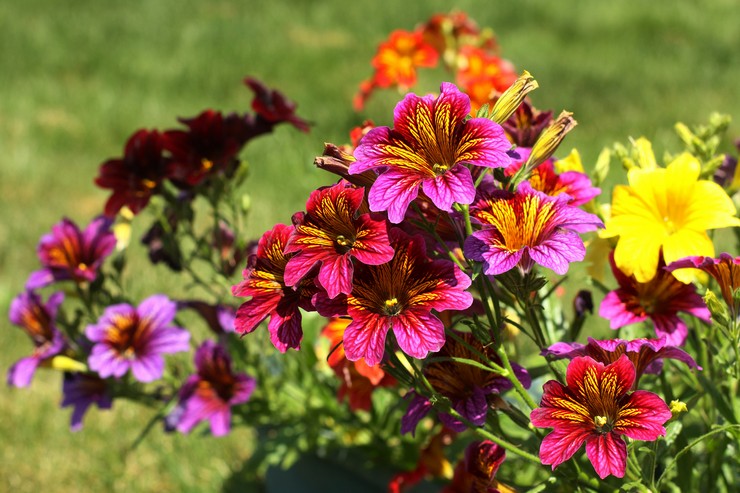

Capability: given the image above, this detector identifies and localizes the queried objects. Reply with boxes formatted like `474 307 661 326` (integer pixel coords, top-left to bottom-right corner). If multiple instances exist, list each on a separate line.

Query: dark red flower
244 77 310 133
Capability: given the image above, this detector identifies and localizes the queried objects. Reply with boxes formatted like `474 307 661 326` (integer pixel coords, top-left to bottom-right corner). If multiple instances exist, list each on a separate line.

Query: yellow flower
603 152 740 283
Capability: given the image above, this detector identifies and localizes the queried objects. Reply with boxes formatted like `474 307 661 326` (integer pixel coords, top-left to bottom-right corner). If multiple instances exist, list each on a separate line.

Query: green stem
496 343 538 410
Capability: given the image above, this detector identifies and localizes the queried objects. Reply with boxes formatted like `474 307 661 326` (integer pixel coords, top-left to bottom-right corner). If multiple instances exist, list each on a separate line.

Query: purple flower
349 82 512 223
85 295 190 382
61 372 113 431
167 341 256 437
7 290 66 387
27 216 116 289
465 181 603 275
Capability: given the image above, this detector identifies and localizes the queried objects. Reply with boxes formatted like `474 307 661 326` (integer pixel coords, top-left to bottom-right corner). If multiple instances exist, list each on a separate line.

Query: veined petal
392 308 446 360
585 433 627 479
615 390 671 441
343 312 390 367
538 425 590 469
367 170 421 223
421 164 475 211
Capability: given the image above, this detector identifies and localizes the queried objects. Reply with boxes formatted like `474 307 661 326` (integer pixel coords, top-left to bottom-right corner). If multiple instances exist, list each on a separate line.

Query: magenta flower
166 341 256 437
7 290 66 387
543 337 700 387
284 182 394 299
465 181 603 275
667 253 740 318
85 295 190 382
342 228 473 366
26 216 116 289
530 355 672 479
232 224 317 352
600 252 711 345
349 82 512 223
61 372 113 431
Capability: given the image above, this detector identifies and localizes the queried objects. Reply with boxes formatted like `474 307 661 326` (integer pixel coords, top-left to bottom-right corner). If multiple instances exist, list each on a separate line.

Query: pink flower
232 224 317 352
342 228 473 366
600 252 710 345
284 182 394 299
465 181 602 275
349 82 512 223
530 355 671 479
667 253 740 318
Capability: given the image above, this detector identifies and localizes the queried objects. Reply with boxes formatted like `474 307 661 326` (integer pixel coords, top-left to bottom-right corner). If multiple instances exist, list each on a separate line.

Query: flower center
201 158 214 171
593 415 614 434
383 297 402 316
334 234 355 254
432 163 450 177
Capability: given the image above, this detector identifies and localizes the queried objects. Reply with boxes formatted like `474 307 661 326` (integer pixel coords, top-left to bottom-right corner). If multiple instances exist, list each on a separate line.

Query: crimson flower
26 216 116 289
232 224 317 352
244 77 310 133
95 129 169 217
284 182 394 299
443 440 507 493
543 337 700 387
600 252 710 345
499 99 553 147
667 253 740 318
350 82 512 223
341 228 473 366
530 355 671 479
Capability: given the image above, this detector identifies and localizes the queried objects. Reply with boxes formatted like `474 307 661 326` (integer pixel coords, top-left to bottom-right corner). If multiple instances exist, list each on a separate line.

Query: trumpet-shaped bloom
599 253 710 345
350 82 512 223
95 129 169 217
443 440 507 493
343 228 473 366
402 331 530 434
166 341 256 437
61 372 113 432
26 216 116 289
543 337 700 387
232 224 317 352
86 295 190 382
244 77 310 133
465 181 603 275
530 355 671 479
603 153 740 283
667 253 740 318
7 290 66 387
284 182 394 299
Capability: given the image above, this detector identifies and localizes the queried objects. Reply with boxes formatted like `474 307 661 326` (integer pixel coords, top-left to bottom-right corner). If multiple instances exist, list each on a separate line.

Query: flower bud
704 289 731 328
526 111 577 170
488 70 538 124
669 399 688 418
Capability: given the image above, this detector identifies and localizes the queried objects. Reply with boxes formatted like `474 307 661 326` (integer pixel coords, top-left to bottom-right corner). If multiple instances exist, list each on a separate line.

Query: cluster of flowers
9 11 740 491
9 77 308 435
354 11 517 113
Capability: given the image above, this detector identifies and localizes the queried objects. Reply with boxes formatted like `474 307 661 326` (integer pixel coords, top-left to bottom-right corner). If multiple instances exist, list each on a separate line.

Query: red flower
95 129 169 217
530 355 671 479
443 440 507 493
232 224 316 352
455 45 518 114
244 77 310 133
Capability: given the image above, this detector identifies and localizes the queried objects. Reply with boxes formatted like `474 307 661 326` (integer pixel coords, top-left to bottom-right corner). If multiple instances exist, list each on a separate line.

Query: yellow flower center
432 163 449 176
383 297 402 316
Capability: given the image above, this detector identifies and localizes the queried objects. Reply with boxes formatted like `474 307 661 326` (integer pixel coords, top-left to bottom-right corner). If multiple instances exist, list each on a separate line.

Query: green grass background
1 0 739 491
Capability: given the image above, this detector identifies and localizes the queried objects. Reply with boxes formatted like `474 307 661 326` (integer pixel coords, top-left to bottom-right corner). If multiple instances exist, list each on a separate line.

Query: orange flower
456 45 518 113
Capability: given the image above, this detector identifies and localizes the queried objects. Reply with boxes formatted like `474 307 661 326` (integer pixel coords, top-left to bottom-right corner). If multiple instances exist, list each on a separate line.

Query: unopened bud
527 111 577 169
43 355 88 373
704 290 731 328
489 70 538 124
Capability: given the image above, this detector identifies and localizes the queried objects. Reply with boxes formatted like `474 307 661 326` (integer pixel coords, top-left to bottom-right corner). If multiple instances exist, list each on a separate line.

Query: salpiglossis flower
26 216 116 289
465 181 603 276
342 228 473 366
455 45 518 114
603 152 740 283
166 340 256 437
543 337 700 387
232 223 317 352
61 372 113 432
7 290 66 387
85 295 190 382
244 76 310 133
350 82 512 223
599 252 710 345
284 182 394 299
530 355 671 479
443 440 508 493
95 129 170 217
667 253 740 318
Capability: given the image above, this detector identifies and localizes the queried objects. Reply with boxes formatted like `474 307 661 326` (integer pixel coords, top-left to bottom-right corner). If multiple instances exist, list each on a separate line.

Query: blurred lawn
1 0 739 491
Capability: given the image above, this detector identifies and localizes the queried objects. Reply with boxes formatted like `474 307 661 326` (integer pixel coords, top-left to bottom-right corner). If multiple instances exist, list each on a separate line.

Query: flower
350 82 512 223
232 223 317 352
464 181 603 276
542 337 700 386
402 331 530 434
244 76 310 133
667 253 740 318
321 317 395 412
342 228 473 366
530 355 672 479
499 99 553 147
389 427 456 493
7 290 66 387
85 295 190 382
284 182 394 299
166 341 255 437
61 372 113 432
505 148 600 206
95 129 170 217
455 45 518 114
163 109 251 187
599 252 710 345
602 152 740 283
443 440 508 493
26 216 116 289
